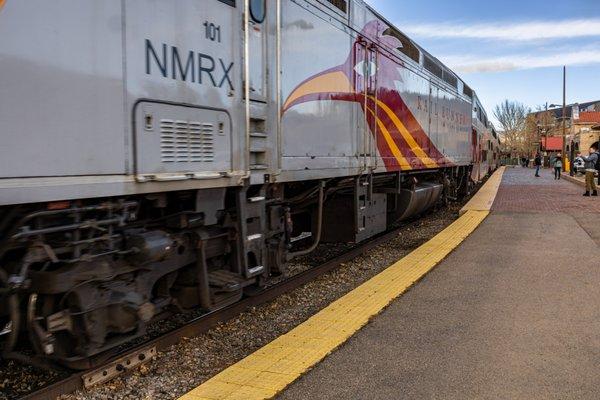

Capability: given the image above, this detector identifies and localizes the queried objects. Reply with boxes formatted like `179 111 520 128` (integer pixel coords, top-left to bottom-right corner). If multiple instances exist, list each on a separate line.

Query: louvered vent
160 119 214 163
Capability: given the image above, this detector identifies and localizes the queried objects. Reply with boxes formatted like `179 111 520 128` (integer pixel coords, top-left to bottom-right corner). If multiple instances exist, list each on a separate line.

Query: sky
365 0 600 125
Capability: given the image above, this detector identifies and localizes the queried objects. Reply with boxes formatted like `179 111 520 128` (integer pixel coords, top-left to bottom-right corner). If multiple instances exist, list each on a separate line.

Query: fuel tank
391 182 443 222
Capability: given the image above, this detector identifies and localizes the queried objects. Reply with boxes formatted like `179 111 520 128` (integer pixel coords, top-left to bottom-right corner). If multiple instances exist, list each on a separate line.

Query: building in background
572 111 600 153
530 100 600 162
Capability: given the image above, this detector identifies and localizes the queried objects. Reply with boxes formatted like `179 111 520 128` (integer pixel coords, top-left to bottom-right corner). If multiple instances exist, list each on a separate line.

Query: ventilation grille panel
160 119 214 163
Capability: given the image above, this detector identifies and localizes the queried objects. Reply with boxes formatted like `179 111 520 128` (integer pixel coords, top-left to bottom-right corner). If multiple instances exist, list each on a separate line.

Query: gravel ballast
54 203 464 400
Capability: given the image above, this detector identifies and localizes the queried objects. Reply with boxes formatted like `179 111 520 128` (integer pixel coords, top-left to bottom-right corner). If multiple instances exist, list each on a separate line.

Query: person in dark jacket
553 153 563 180
577 144 598 196
534 153 542 177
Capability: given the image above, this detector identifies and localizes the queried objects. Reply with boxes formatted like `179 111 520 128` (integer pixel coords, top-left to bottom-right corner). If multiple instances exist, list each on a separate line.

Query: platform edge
459 166 505 216
178 211 493 399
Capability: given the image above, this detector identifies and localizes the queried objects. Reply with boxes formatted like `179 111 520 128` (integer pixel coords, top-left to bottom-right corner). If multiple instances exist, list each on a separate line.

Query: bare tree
494 100 530 157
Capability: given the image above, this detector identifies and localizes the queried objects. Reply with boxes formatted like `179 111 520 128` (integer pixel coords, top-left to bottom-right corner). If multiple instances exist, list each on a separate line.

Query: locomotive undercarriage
0 167 471 368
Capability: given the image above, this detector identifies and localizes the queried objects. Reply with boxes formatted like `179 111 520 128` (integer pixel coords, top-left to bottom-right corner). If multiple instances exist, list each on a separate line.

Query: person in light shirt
577 144 599 196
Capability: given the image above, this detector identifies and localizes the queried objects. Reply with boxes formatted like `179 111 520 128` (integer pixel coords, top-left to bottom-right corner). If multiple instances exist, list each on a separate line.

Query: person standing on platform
578 145 598 196
534 153 542 177
553 153 563 180
597 151 600 187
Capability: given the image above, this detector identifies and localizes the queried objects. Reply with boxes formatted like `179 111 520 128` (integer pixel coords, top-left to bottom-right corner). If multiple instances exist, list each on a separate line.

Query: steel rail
20 224 409 400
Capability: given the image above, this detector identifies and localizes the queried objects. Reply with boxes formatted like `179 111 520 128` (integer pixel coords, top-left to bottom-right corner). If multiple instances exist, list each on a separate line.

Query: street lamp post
540 79 568 172
547 101 563 169
561 66 569 175
537 123 542 154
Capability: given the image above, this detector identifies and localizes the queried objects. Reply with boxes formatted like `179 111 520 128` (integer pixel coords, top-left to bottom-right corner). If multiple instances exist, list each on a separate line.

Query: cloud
441 49 600 73
403 19 600 41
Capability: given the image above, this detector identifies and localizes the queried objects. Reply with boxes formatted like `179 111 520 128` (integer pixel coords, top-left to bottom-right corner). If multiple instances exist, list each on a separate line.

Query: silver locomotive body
0 0 497 366
1 0 245 204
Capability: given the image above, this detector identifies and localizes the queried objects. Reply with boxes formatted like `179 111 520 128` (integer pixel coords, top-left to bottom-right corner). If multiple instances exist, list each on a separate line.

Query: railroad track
20 223 411 400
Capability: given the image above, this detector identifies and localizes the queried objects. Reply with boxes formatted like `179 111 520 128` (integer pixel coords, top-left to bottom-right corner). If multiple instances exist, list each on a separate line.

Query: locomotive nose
282 69 354 112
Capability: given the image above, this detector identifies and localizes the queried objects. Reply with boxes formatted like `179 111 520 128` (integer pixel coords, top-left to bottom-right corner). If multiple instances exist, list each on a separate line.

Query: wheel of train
0 0 498 368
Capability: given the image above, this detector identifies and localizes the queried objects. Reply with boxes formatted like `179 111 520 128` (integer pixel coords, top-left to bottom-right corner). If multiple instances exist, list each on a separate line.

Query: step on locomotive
0 0 499 368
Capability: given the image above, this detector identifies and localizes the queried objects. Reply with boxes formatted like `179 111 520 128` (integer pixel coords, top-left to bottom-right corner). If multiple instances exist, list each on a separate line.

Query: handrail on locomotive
0 0 499 368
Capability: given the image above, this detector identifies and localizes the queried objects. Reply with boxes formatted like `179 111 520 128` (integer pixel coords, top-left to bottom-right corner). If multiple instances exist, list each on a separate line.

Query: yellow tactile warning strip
180 169 504 400
180 221 500 399
459 166 505 215
179 212 488 400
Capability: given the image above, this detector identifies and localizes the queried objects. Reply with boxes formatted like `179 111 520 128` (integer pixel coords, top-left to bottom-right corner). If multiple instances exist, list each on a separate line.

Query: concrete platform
278 167 600 400
179 167 600 400
562 172 585 187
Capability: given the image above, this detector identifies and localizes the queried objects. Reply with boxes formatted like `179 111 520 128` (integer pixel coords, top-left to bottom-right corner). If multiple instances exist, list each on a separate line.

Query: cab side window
250 0 265 23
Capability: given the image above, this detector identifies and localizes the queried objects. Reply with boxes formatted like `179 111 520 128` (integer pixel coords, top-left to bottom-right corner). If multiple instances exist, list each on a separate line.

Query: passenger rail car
0 0 498 367
471 95 499 181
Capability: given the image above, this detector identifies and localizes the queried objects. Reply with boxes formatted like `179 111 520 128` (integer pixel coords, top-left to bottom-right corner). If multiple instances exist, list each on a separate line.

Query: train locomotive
0 0 499 368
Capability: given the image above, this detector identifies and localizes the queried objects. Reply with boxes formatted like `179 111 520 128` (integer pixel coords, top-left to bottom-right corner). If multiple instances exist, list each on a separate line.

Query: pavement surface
493 167 600 214
278 167 600 400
